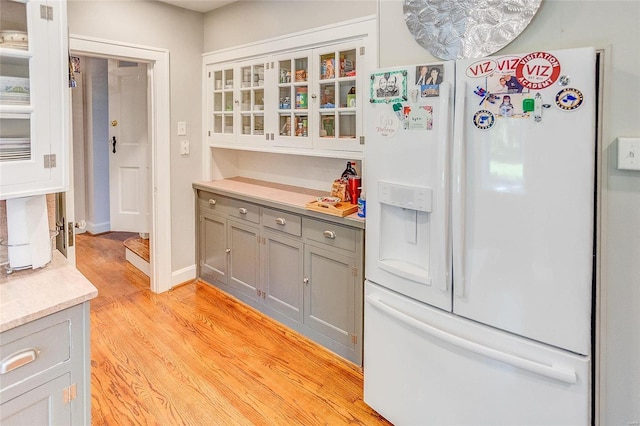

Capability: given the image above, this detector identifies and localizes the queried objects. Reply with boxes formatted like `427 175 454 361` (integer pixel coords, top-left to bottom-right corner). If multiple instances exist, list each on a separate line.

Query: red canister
347 175 361 204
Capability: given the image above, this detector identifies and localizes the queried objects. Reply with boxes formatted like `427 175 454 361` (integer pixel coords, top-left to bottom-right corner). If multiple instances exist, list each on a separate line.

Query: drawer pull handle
238 207 247 215
225 248 231 254
208 199 216 205
323 230 336 239
275 218 286 226
1 348 38 374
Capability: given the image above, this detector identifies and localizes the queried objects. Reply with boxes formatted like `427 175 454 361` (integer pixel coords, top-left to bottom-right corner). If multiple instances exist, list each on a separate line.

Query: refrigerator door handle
366 295 578 385
437 82 452 294
452 82 466 297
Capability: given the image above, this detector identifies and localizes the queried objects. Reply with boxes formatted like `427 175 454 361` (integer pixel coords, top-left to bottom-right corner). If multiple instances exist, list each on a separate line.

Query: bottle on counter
357 191 366 218
341 161 358 180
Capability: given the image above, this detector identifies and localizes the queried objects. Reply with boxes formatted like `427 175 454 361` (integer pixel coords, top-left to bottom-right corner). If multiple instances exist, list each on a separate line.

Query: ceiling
157 0 237 13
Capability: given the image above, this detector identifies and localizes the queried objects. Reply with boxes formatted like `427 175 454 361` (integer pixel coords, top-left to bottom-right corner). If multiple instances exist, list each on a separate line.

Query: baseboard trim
172 264 196 288
86 221 110 235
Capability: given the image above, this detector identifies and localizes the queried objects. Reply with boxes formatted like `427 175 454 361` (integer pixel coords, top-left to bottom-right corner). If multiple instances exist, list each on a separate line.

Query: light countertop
193 177 365 229
1 251 98 333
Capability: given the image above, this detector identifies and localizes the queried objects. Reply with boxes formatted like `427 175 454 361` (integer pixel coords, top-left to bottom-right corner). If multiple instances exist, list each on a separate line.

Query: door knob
111 120 118 127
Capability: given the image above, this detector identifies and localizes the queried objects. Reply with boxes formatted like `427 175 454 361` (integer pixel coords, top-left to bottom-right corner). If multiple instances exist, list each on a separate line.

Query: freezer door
364 281 591 426
364 62 454 311
452 47 595 355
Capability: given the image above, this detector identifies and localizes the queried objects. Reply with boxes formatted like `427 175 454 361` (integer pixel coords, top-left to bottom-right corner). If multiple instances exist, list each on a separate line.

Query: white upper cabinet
0 0 69 200
203 18 375 160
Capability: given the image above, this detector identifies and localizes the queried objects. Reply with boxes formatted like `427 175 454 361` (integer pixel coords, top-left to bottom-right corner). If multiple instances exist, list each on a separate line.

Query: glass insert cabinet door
239 60 265 137
210 67 235 137
1 0 68 198
275 52 311 148
314 43 359 152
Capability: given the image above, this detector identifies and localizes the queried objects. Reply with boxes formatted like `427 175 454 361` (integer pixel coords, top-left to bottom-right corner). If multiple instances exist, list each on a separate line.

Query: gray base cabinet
196 187 364 365
0 303 91 425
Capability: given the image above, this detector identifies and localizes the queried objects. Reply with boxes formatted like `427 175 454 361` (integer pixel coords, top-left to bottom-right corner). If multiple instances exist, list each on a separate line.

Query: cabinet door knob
238 207 247 214
225 248 231 254
303 277 310 284
275 217 286 225
208 199 216 205
323 230 336 239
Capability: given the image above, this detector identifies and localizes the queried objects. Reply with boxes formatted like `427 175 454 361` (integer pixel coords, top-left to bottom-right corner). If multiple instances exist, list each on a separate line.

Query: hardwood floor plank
76 232 390 425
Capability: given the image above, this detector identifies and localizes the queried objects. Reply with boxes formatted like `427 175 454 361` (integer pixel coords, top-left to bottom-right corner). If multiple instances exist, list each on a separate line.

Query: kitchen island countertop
1 251 98 333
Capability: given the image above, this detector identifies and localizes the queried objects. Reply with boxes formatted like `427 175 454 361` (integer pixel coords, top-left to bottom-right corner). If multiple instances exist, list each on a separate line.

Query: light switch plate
618 137 640 171
177 121 187 136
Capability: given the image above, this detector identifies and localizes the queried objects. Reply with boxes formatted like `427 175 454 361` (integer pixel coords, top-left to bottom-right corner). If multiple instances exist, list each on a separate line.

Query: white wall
378 1 640 424
86 57 110 234
67 0 204 274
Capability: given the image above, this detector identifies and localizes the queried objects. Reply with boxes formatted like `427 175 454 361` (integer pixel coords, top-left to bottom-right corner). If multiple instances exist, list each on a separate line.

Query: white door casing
69 35 171 294
108 59 150 233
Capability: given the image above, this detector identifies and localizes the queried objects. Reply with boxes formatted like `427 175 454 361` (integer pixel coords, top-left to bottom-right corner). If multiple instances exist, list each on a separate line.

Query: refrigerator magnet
374 110 400 138
555 88 584 111
473 110 495 130
405 106 433 130
515 51 561 90
370 70 408 103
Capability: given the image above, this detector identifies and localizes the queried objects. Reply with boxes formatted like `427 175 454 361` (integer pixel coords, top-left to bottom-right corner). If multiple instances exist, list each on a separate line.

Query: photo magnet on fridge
370 70 407 103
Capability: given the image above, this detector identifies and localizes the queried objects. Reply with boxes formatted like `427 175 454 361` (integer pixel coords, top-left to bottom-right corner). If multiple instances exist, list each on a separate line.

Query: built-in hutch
0 0 69 200
199 18 376 365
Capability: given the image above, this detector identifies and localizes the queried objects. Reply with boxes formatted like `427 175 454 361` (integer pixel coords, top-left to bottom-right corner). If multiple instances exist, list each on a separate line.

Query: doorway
71 57 150 236
68 36 172 293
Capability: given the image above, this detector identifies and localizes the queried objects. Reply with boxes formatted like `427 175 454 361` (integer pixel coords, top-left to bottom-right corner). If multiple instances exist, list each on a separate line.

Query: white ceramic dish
316 196 341 206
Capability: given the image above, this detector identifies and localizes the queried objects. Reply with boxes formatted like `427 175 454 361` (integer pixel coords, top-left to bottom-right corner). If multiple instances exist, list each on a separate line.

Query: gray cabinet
195 187 364 365
263 230 304 323
200 209 228 287
303 218 361 353
227 218 261 301
0 303 91 425
1 374 71 425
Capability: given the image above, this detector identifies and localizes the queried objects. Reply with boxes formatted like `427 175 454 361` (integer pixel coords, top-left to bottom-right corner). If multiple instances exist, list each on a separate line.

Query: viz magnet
555 88 584 111
473 110 495 130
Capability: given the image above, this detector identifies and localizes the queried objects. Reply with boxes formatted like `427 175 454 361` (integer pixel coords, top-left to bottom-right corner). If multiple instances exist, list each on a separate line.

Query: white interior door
108 59 150 233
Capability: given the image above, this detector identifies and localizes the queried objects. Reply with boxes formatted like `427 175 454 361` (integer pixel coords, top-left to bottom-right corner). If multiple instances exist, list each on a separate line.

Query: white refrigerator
363 47 596 425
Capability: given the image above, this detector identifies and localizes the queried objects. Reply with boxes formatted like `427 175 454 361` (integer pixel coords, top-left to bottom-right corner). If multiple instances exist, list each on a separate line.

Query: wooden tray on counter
305 200 358 217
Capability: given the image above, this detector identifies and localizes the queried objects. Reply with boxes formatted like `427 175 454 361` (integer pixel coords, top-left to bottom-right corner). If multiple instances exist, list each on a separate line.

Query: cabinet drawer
228 198 260 224
262 208 302 237
303 218 356 252
198 191 228 214
0 320 70 390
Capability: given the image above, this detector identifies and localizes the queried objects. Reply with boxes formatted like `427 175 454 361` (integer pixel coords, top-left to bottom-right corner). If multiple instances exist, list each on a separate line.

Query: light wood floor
76 232 390 426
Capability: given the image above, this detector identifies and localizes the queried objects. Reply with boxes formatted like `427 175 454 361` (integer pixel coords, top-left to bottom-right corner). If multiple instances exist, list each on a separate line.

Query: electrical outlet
618 137 640 171
180 140 189 155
